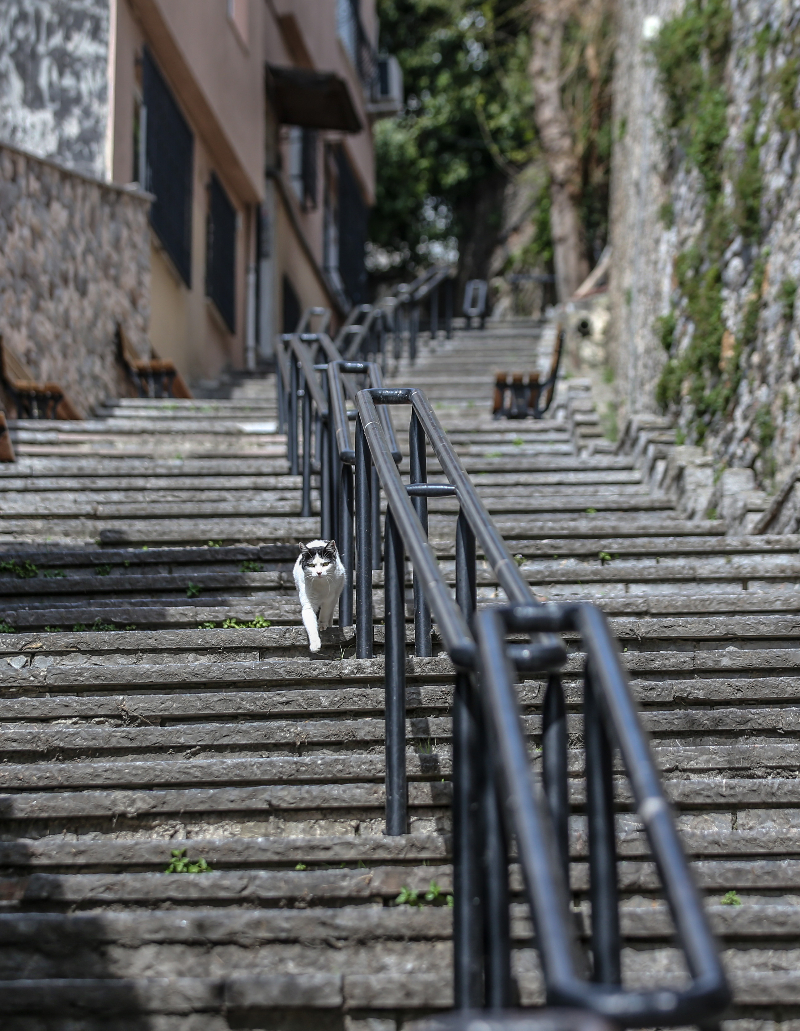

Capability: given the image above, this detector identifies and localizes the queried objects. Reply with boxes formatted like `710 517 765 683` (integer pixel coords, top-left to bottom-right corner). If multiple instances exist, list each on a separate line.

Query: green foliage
755 403 777 483
733 99 764 240
395 880 453 907
44 626 62 633
655 311 677 353
780 278 797 324
600 402 618 442
207 540 223 548
658 201 674 228
94 564 111 577
221 616 272 629
239 561 263 573
165 849 212 874
772 54 800 134
598 551 612 565
652 0 731 198
371 1 536 267
371 0 613 274
0 621 15 633
721 889 742 905
186 583 201 598
0 560 38 579
42 569 66 578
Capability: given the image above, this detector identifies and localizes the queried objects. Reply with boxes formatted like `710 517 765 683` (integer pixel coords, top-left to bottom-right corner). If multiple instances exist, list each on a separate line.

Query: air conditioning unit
368 54 403 118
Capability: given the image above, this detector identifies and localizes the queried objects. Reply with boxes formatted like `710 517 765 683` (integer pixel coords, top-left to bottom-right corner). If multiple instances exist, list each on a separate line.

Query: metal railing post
543 673 570 881
430 283 439 340
289 356 299 476
409 411 432 657
320 376 332 541
301 367 312 519
384 506 407 835
339 464 355 628
584 660 622 985
453 509 483 1009
371 467 382 569
445 277 453 339
355 416 374 658
482 766 512 1008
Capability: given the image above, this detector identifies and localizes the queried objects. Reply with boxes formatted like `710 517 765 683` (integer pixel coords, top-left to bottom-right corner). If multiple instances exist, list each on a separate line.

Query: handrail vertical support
543 673 570 881
482 767 512 1008
301 368 312 518
355 416 374 658
445 277 453 339
289 357 299 476
409 411 432 656
371 467 382 569
584 661 622 985
384 507 407 835
453 510 483 1008
339 465 354 628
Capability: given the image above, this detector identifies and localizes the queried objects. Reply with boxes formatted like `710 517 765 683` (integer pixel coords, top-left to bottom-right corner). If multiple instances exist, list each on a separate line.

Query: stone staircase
0 323 797 1030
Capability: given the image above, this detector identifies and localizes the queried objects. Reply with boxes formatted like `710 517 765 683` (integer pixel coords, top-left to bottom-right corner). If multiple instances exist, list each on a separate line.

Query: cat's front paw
308 634 322 653
318 619 329 631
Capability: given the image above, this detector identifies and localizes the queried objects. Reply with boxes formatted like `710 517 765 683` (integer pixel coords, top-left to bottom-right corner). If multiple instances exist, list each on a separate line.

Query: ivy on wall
651 0 775 452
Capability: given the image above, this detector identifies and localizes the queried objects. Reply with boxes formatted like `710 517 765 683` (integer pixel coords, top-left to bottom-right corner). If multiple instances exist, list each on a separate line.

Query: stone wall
0 142 151 417
0 0 110 180
609 0 800 490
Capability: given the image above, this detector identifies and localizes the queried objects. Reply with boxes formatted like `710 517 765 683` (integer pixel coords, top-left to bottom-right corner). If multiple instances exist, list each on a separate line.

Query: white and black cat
293 539 345 652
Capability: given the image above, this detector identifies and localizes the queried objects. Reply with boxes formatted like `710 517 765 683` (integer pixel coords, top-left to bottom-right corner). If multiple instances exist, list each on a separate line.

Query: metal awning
266 66 363 133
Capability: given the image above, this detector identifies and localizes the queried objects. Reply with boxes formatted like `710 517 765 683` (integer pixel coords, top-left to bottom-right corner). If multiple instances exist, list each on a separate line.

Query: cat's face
299 540 338 578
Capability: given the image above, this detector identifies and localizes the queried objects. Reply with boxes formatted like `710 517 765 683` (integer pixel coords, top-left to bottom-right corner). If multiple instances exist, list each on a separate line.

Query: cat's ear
324 540 338 558
298 543 311 558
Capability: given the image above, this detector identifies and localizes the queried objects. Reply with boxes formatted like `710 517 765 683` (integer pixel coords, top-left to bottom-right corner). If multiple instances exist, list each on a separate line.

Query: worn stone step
0 739 798 797
3 776 800 827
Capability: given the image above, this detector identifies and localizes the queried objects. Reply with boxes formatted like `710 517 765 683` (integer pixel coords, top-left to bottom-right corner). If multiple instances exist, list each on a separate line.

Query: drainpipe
246 256 257 372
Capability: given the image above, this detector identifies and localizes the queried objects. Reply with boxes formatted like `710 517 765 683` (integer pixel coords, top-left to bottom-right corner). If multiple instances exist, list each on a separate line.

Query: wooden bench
0 336 81 420
492 323 565 420
118 325 192 399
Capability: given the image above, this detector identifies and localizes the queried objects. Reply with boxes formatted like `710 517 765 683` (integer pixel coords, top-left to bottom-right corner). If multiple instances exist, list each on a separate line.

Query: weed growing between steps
198 616 271 629
722 890 742 905
0 559 39 578
166 849 212 874
394 882 453 908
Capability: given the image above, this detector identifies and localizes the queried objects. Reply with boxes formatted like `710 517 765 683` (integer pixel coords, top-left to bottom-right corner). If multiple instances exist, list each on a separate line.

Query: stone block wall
0 1 110 180
609 0 800 489
0 142 151 417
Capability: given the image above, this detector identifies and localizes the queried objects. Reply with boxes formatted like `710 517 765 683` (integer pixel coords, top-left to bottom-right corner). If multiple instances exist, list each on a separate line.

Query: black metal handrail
277 304 729 1030
475 603 730 1024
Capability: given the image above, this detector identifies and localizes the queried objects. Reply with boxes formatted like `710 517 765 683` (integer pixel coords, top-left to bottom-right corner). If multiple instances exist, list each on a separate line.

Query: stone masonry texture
610 0 800 487
0 0 110 180
0 142 151 417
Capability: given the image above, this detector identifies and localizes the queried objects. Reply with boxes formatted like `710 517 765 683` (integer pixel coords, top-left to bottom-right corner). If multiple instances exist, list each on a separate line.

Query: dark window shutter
336 147 368 306
143 48 193 287
206 173 237 333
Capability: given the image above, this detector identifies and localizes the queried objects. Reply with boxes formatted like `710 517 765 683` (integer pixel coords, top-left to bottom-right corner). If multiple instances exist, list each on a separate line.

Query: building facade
0 0 399 386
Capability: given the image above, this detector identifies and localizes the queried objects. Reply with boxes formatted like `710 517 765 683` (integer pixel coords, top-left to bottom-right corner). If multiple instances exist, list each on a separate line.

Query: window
142 48 194 286
206 173 237 333
336 147 368 306
287 126 318 210
336 0 358 65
